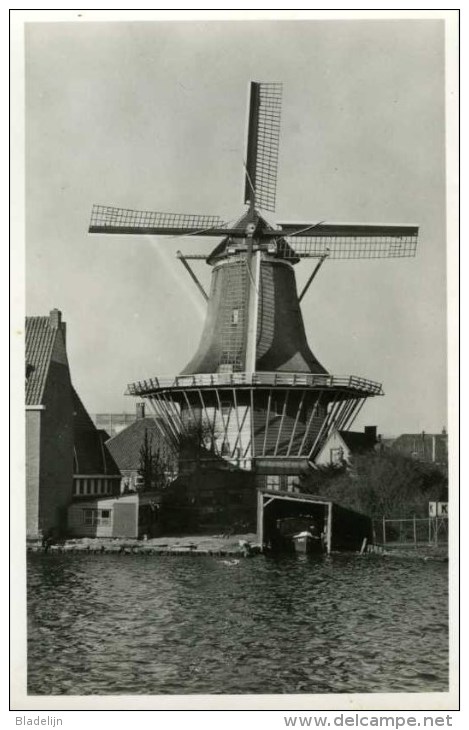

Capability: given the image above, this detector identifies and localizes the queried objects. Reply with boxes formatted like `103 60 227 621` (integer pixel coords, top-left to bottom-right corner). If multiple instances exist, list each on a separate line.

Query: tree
138 428 172 492
300 450 447 519
178 418 219 467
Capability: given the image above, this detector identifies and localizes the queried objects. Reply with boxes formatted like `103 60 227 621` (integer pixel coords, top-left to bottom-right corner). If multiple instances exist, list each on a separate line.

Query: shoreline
26 534 448 560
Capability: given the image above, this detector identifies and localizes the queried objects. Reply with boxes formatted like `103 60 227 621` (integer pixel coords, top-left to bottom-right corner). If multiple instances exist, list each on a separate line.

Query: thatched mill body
90 82 418 487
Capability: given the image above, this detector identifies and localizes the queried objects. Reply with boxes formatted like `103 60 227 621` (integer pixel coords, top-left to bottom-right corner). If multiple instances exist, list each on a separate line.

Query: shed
257 488 372 553
67 492 161 539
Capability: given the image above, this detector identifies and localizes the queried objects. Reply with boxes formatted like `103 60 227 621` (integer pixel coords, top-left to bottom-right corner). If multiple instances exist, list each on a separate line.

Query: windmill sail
89 205 226 236
276 222 419 259
244 82 282 212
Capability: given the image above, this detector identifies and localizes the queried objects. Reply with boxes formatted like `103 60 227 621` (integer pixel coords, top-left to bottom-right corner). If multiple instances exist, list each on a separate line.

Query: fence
373 516 448 547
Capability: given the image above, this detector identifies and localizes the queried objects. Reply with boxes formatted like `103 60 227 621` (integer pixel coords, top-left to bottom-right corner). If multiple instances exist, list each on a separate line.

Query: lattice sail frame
244 82 283 213
127 372 383 466
282 234 418 260
89 205 225 234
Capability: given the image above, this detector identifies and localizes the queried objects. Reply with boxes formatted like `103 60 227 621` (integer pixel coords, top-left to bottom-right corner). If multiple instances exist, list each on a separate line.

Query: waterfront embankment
27 533 260 557
26 534 448 559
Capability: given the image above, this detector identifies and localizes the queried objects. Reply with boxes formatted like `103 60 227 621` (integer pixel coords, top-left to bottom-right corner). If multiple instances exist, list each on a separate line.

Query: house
66 403 174 539
105 403 175 492
26 308 126 539
314 426 378 467
71 387 122 500
389 430 448 466
68 400 169 538
26 309 74 538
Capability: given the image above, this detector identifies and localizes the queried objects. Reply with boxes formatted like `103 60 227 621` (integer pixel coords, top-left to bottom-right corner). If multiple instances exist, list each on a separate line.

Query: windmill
89 82 418 486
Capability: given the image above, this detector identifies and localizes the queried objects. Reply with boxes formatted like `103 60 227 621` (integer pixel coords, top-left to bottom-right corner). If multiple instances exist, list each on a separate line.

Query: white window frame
266 475 281 491
82 508 112 526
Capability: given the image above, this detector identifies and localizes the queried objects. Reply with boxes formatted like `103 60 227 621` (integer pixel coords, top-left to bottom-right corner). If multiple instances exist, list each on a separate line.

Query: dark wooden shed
257 488 372 554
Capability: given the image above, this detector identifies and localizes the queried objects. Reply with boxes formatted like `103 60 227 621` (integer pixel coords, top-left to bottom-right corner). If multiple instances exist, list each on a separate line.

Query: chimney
49 309 62 329
136 402 146 420
49 308 66 344
364 426 377 443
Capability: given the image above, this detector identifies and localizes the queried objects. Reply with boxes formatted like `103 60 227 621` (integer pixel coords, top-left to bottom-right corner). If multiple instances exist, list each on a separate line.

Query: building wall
252 391 327 457
72 475 121 498
256 260 327 374
112 502 138 538
26 409 42 538
68 495 138 538
315 431 349 467
178 390 327 467
39 357 74 536
161 466 257 534
181 259 248 374
180 399 251 467
180 257 328 376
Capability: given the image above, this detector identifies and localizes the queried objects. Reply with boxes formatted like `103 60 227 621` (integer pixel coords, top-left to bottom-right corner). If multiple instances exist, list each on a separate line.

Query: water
27 552 448 695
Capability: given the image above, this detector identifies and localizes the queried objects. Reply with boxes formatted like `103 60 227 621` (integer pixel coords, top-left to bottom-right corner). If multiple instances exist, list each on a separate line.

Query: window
330 447 344 466
83 509 94 525
82 509 112 526
266 475 280 491
231 308 239 325
220 400 231 417
287 476 298 493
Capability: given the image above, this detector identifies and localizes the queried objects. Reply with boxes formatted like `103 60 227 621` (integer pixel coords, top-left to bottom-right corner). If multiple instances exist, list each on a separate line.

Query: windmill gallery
27 82 420 553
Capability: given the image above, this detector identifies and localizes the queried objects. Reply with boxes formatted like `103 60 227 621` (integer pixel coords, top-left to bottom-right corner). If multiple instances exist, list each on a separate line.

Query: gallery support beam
298 254 329 302
177 251 208 302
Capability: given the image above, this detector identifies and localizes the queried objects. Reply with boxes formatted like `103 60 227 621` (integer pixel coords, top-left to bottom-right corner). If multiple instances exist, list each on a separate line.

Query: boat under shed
257 489 373 554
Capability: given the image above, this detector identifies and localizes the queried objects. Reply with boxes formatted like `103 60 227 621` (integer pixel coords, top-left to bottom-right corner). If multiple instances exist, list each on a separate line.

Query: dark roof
72 388 121 476
74 430 120 475
25 314 67 405
206 211 299 266
106 417 170 472
72 387 97 432
339 430 376 453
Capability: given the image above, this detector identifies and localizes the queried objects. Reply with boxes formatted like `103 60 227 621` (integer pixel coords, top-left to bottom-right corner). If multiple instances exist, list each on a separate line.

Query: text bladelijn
16 719 62 727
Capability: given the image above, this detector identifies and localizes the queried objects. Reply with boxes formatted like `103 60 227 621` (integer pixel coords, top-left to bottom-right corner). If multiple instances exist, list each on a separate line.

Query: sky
24 17 448 436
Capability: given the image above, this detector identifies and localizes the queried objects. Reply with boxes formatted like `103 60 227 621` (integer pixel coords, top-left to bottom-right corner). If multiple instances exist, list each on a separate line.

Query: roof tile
25 316 60 405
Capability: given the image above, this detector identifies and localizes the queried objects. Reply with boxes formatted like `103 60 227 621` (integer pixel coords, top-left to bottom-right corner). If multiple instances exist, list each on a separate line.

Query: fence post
382 516 386 545
413 515 417 548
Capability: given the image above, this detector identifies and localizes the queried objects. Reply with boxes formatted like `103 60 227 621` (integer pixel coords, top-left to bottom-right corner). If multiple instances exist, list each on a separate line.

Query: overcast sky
25 18 447 436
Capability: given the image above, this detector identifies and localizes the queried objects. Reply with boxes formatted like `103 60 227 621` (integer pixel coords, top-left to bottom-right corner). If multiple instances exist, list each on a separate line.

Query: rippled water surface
27 553 448 695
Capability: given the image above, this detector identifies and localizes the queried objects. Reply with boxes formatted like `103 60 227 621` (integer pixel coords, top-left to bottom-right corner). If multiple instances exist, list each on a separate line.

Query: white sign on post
437 502 448 517
429 502 437 517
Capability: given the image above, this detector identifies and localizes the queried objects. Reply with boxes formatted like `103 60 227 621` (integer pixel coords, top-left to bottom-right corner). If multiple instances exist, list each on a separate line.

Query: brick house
25 309 74 538
26 308 124 539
